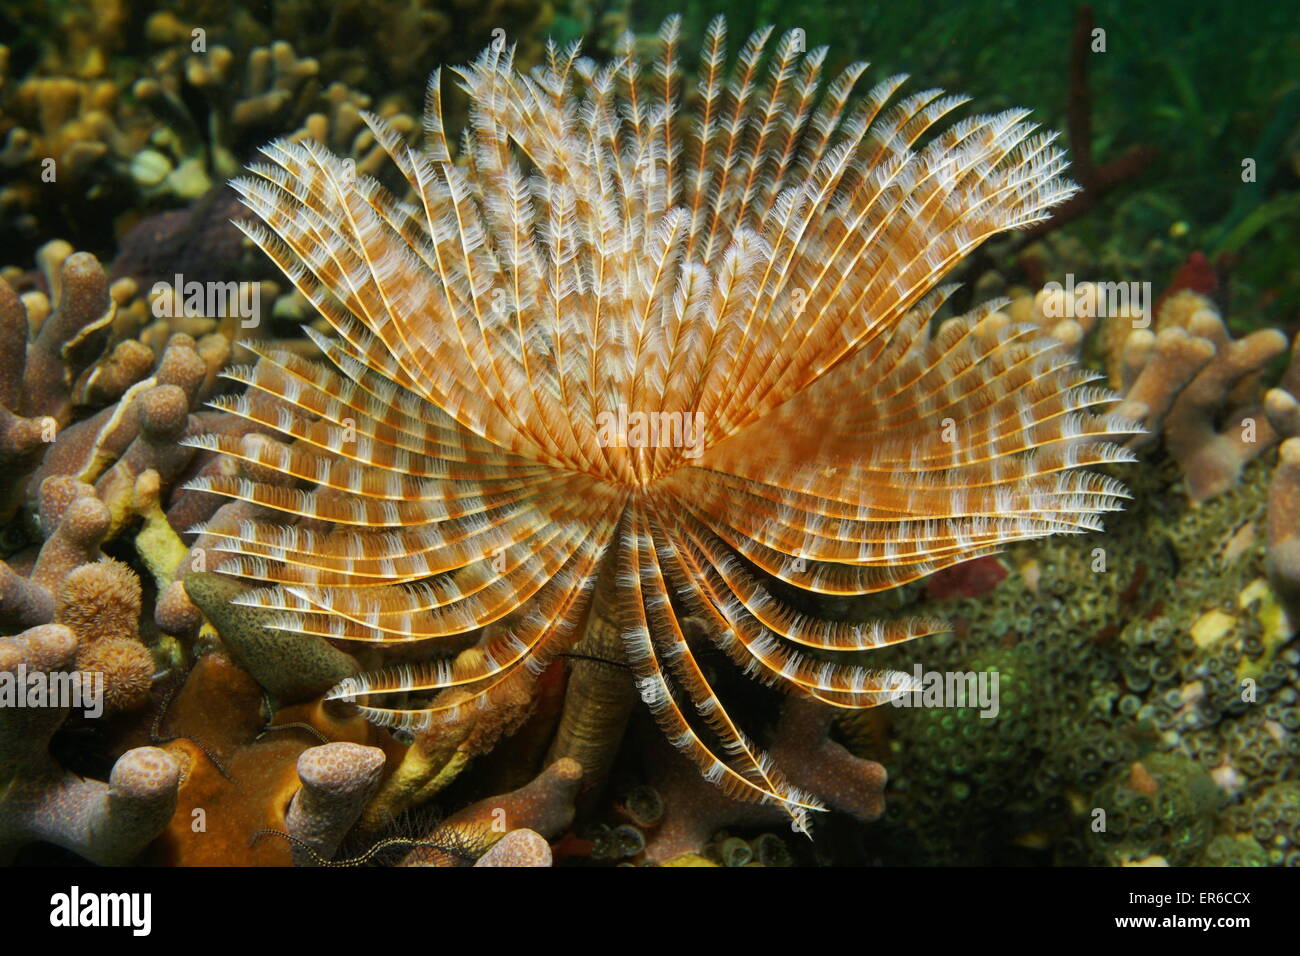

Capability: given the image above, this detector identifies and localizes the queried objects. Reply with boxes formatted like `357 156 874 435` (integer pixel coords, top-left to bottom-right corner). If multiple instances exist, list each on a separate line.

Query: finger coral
189 15 1140 830
1111 291 1298 502
0 241 114 458
399 757 583 866
0 622 180 864
285 741 387 866
473 827 552 867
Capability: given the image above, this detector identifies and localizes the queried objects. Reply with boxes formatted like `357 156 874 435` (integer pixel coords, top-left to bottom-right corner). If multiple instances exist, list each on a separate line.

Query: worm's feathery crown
191 16 1141 822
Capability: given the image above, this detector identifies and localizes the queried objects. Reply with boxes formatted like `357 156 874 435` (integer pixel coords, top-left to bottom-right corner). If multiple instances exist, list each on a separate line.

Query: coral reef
1 6 1294 872
832 283 1300 867
0 0 549 260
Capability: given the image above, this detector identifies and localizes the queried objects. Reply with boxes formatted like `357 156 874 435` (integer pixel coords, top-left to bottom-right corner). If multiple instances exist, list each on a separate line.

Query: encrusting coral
143 649 398 866
184 571 361 702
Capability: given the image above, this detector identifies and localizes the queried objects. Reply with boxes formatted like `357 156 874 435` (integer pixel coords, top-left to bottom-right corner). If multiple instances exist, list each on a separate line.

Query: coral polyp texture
188 14 1140 829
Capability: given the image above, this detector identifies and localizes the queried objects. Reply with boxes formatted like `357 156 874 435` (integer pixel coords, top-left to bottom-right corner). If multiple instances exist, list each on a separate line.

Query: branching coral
1113 291 1298 501
0 479 110 632
0 622 180 864
133 41 324 198
399 757 583 866
0 69 148 248
0 238 273 863
997 284 1300 504
473 827 552 866
57 558 156 713
639 696 888 863
0 242 114 455
0 14 431 259
285 741 386 865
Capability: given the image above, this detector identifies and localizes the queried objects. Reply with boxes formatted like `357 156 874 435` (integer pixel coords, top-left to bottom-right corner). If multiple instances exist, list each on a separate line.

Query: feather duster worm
188 16 1141 828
